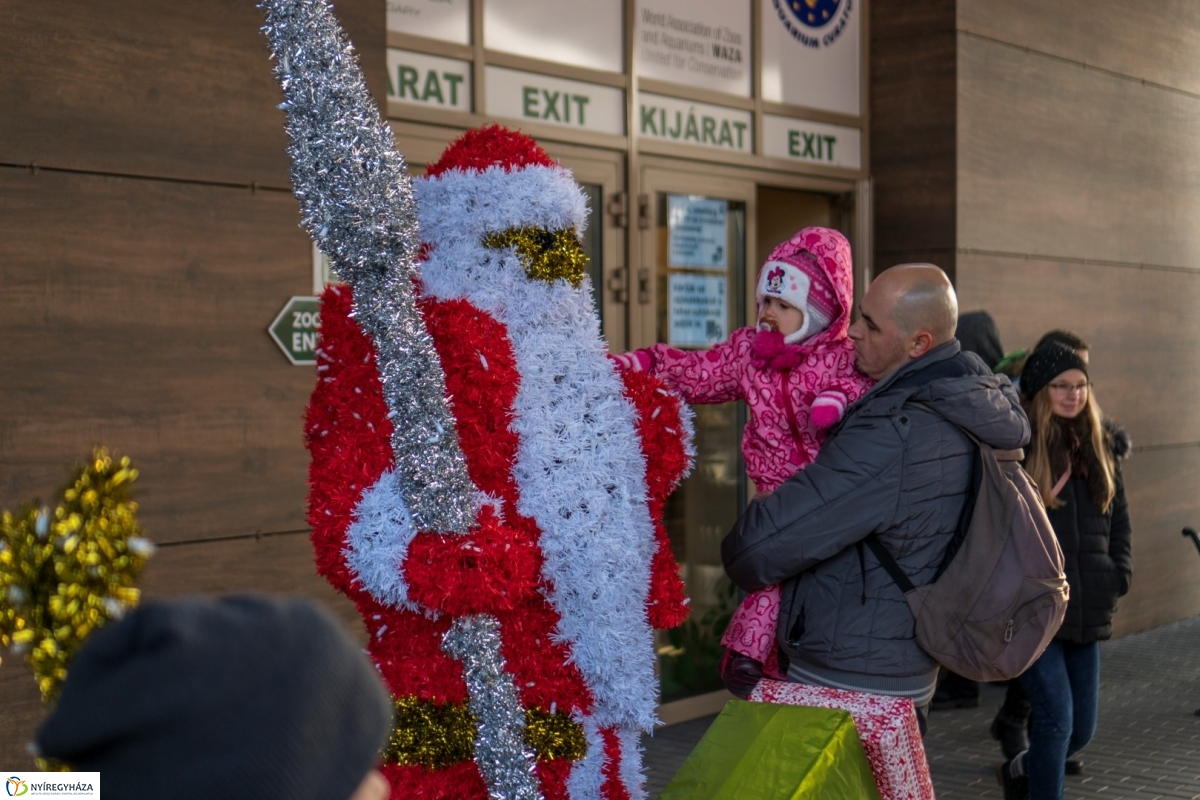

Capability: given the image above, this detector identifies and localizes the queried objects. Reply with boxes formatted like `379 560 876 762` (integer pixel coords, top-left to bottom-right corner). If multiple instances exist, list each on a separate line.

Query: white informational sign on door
386 0 470 45
485 66 626 135
667 196 728 270
761 0 861 116
386 49 472 112
669 273 727 347
762 114 861 170
634 0 751 97
639 93 752 153
484 0 623 73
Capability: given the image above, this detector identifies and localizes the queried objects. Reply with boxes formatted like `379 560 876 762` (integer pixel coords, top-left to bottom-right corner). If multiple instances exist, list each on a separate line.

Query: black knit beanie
1020 342 1088 401
36 595 391 800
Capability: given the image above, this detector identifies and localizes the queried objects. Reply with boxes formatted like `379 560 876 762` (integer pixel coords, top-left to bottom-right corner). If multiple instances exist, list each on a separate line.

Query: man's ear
908 331 934 358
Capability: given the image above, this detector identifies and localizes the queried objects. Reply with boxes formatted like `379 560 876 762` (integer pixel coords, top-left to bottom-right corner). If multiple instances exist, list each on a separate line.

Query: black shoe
1065 759 1083 776
990 714 1031 760
997 760 1029 800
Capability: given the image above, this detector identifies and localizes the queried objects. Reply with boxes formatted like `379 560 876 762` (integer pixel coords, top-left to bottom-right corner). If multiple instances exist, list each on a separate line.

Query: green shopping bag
659 700 882 800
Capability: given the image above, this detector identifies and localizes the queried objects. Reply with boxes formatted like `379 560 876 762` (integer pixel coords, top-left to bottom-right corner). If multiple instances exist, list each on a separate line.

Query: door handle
636 268 651 305
637 194 651 230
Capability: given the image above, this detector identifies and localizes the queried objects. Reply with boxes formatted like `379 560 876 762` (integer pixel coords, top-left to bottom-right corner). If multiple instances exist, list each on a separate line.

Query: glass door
637 168 757 719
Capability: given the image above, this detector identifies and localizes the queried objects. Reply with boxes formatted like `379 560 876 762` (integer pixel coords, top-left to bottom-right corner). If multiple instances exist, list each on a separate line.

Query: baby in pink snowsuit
611 226 874 695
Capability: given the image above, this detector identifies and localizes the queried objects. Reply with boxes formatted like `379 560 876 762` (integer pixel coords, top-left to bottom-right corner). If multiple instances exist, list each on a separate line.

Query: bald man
722 263 1029 723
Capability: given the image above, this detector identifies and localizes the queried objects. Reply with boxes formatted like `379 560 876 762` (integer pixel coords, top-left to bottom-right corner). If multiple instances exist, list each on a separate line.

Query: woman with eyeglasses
998 342 1133 800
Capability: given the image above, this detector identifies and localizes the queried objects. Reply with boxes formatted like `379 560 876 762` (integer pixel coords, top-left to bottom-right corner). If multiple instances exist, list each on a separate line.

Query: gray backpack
864 404 1069 683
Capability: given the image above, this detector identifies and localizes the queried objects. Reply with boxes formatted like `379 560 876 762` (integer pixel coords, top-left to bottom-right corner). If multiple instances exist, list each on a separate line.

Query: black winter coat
1046 435 1132 644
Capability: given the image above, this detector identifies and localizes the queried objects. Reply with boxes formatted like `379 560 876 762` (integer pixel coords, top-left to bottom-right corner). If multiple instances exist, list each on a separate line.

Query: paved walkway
643 615 1200 798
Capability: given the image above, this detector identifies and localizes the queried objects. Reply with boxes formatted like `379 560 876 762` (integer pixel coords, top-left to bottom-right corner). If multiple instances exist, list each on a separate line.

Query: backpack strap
862 534 916 594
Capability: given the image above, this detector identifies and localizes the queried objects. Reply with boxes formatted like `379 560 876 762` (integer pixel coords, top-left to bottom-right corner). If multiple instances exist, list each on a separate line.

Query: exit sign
268 296 321 366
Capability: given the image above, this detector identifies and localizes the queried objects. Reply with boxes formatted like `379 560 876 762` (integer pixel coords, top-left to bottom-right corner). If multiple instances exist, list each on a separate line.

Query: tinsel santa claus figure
260 2 694 798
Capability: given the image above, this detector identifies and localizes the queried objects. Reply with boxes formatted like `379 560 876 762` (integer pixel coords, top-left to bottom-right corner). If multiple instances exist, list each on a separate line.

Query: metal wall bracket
607 266 629 303
606 192 628 228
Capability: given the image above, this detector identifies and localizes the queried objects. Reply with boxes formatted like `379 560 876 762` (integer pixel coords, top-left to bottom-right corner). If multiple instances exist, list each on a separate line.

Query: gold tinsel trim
385 696 477 769
524 706 588 762
0 448 153 704
483 226 588 287
383 697 587 768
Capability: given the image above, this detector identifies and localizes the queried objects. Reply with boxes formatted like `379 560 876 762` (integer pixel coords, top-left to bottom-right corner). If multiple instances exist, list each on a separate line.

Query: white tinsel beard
421 235 661 734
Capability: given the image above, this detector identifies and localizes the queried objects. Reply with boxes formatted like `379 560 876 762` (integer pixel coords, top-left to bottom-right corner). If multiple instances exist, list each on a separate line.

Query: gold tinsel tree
0 448 153 705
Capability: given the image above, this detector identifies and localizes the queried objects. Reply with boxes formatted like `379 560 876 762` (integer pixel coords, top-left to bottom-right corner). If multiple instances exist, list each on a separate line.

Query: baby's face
758 295 805 337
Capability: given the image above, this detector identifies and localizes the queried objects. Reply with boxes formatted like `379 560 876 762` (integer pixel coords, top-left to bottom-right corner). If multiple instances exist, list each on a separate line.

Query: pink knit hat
756 250 839 344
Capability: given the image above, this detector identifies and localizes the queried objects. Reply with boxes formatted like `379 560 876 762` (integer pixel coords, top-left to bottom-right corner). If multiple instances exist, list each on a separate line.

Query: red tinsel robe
305 284 691 800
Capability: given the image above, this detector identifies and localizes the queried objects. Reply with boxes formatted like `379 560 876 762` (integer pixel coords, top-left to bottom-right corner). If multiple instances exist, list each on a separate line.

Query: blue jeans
1019 640 1100 800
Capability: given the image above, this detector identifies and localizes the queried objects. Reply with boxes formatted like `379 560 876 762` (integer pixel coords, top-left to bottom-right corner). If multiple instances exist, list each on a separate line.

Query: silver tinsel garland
259 3 544 797
259 0 473 535
443 617 543 800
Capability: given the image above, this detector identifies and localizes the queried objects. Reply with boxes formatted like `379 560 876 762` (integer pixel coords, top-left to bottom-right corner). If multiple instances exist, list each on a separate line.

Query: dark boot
990 712 1030 760
997 759 1029 800
1065 759 1083 775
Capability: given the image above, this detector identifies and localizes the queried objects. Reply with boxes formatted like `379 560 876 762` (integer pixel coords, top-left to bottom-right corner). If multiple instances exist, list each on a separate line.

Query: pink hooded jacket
617 227 874 492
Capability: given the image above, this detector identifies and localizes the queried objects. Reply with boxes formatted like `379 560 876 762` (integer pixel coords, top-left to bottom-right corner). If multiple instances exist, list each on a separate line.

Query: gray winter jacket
721 341 1030 697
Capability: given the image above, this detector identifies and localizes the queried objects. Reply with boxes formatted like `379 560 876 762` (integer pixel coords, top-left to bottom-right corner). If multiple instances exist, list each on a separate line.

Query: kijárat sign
639 93 752 153
386 49 472 111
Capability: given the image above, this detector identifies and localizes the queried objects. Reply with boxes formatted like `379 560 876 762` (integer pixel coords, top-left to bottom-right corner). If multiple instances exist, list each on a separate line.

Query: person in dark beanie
991 332 1131 775
997 343 1132 800
35 595 393 800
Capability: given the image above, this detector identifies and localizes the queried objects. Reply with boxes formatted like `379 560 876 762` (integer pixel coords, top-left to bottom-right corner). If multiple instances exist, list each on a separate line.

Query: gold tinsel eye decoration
383 697 587 768
483 226 589 287
0 448 153 705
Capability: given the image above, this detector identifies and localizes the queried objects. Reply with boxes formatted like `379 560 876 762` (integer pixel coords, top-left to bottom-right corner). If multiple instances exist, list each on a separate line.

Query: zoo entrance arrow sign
268 296 321 366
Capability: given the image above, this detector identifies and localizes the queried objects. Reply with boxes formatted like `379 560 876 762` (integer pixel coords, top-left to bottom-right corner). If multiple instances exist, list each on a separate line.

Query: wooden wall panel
957 35 1200 269
0 665 43 772
1111 447 1200 638
875 249 958 276
0 0 385 185
957 253 1200 449
958 0 1200 96
870 5 957 279
0 533 362 769
140 535 364 637
0 168 315 543
870 0 957 40
0 0 390 769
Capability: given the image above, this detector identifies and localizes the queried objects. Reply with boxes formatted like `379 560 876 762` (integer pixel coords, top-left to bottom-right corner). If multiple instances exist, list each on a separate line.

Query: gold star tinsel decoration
0 447 154 704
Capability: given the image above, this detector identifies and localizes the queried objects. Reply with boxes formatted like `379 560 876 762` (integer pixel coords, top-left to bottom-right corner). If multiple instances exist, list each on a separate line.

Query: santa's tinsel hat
415 125 588 250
